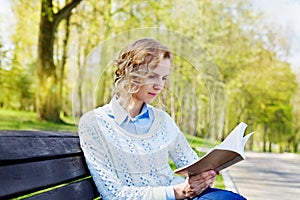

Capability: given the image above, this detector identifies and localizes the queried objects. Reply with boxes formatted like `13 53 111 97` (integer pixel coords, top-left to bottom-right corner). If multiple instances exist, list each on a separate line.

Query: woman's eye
148 75 156 79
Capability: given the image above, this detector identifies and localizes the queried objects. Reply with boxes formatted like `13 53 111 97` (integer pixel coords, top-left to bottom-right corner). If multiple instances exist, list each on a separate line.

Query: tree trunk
294 142 299 153
263 125 267 152
36 0 82 121
37 0 57 121
58 12 71 117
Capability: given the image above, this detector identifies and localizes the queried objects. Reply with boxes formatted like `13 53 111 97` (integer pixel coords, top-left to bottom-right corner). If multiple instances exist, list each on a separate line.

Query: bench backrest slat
0 155 89 197
0 131 81 161
26 178 99 200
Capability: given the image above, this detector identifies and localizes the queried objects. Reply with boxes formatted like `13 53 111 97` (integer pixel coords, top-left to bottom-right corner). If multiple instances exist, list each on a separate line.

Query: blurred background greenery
0 0 299 154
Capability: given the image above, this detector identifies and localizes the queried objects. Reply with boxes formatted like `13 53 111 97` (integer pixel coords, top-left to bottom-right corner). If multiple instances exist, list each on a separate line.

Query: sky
0 0 15 48
250 0 300 69
0 0 299 68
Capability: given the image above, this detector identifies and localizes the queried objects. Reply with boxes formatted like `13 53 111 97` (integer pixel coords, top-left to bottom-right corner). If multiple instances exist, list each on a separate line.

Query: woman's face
133 58 171 107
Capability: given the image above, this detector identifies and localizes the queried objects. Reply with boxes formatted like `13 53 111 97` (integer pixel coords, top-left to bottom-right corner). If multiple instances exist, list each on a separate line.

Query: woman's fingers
189 170 216 182
182 170 218 199
186 170 217 197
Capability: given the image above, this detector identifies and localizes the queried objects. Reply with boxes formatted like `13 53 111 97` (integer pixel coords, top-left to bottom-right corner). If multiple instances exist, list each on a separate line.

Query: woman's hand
173 170 216 199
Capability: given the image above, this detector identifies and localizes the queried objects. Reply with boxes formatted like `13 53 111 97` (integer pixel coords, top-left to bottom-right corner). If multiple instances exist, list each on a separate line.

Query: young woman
78 38 246 200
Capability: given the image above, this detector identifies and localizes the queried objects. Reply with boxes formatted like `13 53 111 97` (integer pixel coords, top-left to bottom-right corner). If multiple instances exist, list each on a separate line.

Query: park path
225 152 300 200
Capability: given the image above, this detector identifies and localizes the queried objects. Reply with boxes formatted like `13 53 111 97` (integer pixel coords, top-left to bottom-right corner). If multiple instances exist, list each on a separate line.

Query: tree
36 0 82 121
291 69 300 152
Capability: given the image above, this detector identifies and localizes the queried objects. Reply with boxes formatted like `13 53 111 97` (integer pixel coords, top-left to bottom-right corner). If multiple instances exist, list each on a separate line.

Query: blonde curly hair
114 38 172 111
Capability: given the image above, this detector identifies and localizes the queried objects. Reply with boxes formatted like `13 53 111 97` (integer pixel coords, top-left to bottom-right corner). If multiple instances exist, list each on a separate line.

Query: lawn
0 109 77 131
0 109 225 189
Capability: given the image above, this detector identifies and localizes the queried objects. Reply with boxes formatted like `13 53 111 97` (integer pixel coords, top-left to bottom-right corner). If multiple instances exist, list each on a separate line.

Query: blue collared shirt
106 96 154 134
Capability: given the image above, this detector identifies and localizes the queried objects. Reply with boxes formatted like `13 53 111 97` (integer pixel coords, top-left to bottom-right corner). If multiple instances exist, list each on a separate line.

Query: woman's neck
117 95 143 118
129 104 144 118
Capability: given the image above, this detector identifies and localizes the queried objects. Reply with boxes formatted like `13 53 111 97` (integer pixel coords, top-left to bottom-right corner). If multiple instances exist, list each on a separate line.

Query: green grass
185 133 216 149
0 109 77 131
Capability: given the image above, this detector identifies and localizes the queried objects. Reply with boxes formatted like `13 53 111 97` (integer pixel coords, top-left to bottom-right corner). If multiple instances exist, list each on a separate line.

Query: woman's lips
148 92 157 97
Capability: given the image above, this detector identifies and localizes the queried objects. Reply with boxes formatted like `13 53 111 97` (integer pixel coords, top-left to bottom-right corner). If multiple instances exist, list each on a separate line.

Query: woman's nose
153 82 164 90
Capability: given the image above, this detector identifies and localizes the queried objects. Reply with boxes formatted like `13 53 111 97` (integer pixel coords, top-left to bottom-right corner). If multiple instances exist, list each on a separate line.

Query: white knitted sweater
78 106 198 200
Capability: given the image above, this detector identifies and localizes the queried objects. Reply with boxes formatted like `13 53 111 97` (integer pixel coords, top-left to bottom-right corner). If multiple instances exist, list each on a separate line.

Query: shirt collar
110 96 151 125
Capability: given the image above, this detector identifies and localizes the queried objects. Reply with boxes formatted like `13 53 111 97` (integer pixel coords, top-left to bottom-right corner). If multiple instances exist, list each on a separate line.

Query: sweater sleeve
78 111 167 200
166 114 199 169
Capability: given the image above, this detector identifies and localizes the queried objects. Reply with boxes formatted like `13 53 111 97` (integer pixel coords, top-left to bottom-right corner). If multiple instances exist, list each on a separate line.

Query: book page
214 122 248 158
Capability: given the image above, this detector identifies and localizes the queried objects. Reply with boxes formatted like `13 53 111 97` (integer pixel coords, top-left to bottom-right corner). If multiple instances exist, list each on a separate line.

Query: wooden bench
0 130 100 200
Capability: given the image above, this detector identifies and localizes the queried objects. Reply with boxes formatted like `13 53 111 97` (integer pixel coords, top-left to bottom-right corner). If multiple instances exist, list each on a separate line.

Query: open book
174 122 254 176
